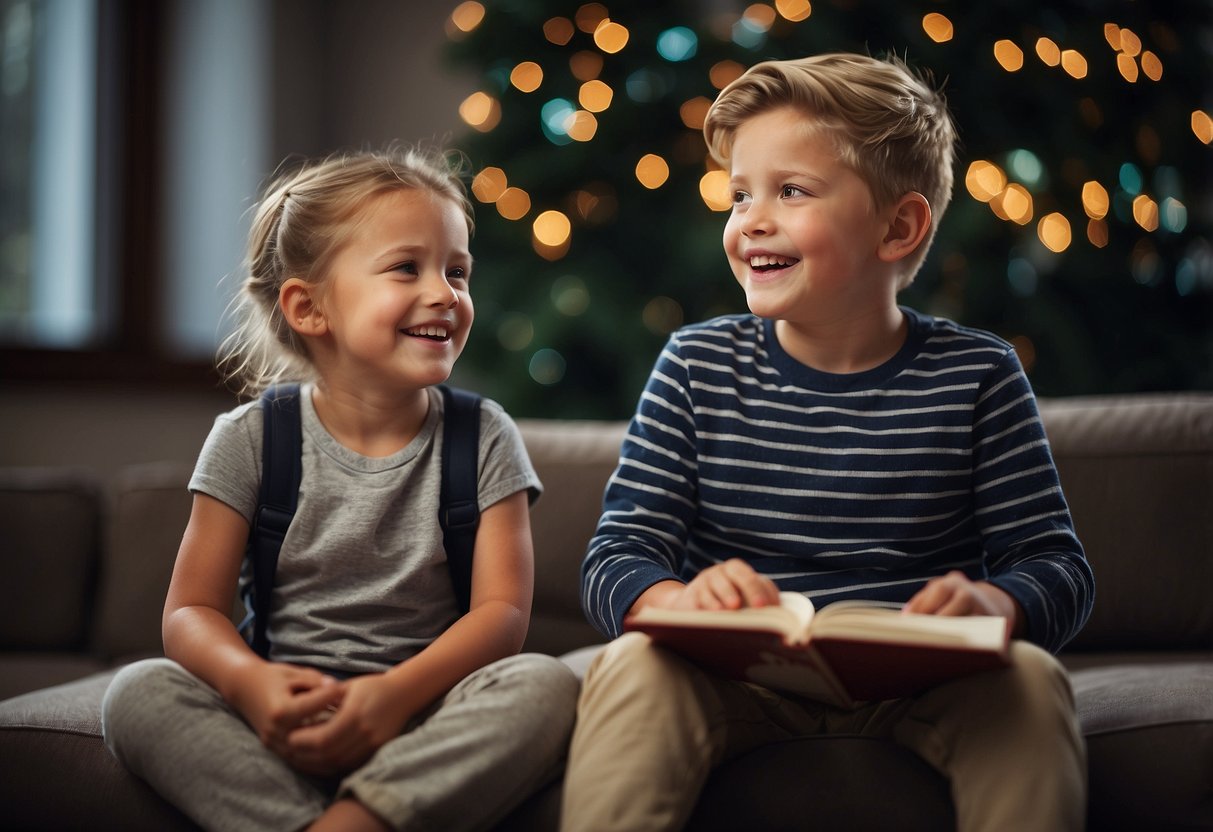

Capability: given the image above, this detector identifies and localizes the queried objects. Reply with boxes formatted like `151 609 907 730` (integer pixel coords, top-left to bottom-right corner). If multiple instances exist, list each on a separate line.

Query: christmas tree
444 0 1212 419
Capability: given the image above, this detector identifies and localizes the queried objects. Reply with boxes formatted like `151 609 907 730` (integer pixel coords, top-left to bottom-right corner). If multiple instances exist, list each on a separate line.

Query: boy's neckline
761 307 927 392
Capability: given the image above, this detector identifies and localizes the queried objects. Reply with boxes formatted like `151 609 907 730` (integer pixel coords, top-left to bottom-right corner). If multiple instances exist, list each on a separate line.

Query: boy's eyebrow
730 168 829 187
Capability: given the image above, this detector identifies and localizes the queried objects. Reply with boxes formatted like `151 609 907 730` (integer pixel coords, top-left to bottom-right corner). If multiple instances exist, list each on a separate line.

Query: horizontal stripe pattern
582 310 1094 652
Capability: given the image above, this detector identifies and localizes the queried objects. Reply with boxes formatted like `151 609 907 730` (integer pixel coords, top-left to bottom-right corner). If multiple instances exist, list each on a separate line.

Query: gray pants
102 654 578 832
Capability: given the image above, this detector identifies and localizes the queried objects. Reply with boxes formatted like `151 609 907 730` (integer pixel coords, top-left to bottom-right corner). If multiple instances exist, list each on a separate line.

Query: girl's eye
448 267 469 283
781 185 805 198
732 190 751 205
394 261 419 275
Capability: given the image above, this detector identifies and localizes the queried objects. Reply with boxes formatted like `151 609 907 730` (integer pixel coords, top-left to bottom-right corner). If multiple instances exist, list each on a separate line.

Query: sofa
1 393 1211 830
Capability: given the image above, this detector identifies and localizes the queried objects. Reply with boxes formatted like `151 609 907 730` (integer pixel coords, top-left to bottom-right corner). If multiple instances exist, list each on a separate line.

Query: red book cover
625 594 1010 707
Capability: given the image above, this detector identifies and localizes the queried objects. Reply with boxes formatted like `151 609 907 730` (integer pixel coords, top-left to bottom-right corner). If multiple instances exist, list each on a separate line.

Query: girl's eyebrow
374 244 473 265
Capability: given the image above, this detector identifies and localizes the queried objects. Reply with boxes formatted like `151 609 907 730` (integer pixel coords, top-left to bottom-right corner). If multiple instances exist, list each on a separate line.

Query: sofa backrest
0 467 100 652
1040 394 1213 652
516 419 625 655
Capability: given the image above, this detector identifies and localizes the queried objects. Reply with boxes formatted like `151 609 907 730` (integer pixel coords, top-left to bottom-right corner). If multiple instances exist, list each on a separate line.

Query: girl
101 147 578 832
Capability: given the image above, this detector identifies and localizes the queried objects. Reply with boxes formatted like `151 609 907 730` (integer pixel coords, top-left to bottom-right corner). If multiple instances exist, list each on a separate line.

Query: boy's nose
740 202 772 236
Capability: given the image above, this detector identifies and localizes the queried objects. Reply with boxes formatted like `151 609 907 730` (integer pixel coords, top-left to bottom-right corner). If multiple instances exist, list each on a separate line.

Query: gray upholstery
1 393 1210 829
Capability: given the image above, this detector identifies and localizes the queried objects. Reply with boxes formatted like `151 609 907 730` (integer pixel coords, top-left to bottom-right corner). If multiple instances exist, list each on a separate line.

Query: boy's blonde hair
219 145 473 398
704 53 957 286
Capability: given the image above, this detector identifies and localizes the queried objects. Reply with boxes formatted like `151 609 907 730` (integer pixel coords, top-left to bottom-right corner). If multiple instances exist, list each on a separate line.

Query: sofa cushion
0 671 197 831
0 467 100 653
1071 661 1213 831
93 463 194 662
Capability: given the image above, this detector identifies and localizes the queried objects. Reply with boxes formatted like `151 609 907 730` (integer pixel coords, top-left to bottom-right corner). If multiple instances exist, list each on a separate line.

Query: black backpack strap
242 382 303 659
439 385 482 614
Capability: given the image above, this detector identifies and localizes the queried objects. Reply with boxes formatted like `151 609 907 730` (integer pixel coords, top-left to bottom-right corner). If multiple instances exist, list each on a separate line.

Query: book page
625 591 815 640
811 602 1007 650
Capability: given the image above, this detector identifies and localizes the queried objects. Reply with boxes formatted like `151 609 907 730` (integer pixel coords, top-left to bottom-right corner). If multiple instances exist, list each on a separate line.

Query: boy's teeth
749 254 797 269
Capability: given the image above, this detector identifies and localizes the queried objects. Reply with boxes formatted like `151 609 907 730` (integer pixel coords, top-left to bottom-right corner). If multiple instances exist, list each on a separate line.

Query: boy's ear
878 192 932 263
279 278 328 337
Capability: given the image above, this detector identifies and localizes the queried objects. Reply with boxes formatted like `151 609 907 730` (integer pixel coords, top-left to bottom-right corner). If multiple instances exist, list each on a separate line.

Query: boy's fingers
720 559 776 608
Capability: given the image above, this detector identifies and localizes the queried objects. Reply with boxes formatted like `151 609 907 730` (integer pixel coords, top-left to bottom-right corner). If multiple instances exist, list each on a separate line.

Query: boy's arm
581 339 705 638
967 350 1095 653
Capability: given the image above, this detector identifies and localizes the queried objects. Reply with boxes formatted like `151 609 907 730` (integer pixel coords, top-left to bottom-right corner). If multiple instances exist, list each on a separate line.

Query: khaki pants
561 633 1085 832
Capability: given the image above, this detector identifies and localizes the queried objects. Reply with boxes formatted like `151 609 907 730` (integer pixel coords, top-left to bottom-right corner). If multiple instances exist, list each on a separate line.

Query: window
0 0 269 383
1 0 98 347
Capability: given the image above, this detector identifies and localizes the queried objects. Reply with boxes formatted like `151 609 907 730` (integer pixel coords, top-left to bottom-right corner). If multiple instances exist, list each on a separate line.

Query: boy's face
723 106 893 326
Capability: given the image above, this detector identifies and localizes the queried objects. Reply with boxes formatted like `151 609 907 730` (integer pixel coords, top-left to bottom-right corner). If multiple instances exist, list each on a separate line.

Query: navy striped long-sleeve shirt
581 309 1094 654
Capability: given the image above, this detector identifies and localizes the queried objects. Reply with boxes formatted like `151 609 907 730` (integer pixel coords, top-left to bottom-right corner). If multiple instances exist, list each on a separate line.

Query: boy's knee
1005 642 1075 711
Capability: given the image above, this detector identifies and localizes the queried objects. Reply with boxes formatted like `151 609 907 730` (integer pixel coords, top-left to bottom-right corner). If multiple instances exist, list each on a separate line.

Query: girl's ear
878 192 932 264
279 278 328 337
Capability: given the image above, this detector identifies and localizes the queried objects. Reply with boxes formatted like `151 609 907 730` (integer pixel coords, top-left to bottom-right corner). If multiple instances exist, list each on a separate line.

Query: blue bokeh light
656 26 697 62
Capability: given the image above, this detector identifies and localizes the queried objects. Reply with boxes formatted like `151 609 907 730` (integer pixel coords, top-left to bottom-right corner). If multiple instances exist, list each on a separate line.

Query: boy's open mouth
403 325 452 342
748 254 799 273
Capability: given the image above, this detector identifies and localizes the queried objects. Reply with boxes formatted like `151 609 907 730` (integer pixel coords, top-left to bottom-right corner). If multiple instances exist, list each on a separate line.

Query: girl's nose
426 272 459 308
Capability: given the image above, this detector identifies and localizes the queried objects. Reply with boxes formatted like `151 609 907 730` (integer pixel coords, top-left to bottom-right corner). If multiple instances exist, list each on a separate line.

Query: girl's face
317 188 473 392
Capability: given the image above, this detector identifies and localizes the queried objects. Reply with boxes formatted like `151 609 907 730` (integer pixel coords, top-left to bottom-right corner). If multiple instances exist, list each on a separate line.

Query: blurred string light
710 59 745 89
774 0 811 23
593 19 629 53
643 296 685 334
551 275 591 316
570 50 604 81
700 170 731 212
635 154 670 189
922 13 953 43
679 96 712 130
733 4 774 48
533 209 572 260
1192 110 1213 144
529 348 567 385
543 16 575 46
1105 22 1163 83
458 91 500 132
446 1 485 39
510 61 543 93
450 5 1207 278
656 26 697 61
579 79 613 111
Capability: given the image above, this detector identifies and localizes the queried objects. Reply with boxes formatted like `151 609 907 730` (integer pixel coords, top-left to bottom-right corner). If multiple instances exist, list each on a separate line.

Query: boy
561 53 1094 832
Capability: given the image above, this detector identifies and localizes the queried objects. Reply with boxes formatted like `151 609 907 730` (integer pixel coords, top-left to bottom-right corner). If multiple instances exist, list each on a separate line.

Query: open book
624 592 1010 707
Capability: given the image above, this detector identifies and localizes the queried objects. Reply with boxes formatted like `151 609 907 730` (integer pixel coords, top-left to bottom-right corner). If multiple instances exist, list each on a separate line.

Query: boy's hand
284 673 413 776
663 558 780 611
228 662 343 760
904 570 1024 635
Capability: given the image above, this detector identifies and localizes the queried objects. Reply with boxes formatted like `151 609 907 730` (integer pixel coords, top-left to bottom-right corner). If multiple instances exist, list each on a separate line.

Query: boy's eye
732 190 751 205
394 261 419 275
448 267 469 283
781 185 805 198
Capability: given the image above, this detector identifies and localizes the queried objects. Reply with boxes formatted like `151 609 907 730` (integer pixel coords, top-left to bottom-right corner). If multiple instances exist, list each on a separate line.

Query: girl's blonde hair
218 145 472 398
704 53 957 286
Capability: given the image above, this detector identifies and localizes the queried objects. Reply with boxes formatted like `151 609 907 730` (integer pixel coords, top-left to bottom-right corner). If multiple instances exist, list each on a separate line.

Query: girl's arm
163 493 341 753
286 489 534 773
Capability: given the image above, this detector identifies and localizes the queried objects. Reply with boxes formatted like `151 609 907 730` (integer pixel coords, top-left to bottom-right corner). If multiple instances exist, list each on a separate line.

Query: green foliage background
445 0 1212 419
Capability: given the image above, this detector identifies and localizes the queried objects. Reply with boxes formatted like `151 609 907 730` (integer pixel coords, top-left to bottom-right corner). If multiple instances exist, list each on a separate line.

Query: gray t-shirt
189 384 541 675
